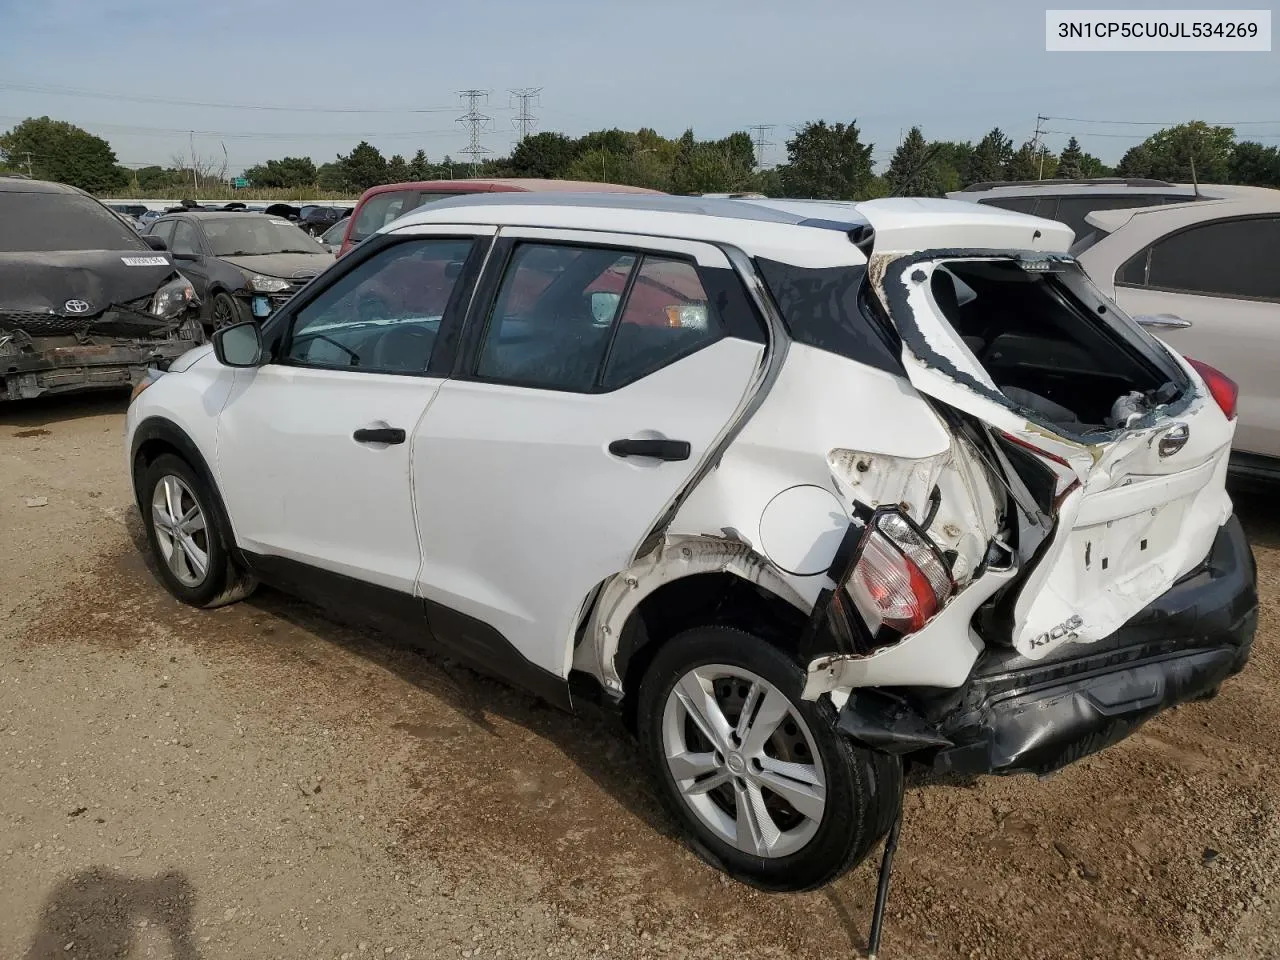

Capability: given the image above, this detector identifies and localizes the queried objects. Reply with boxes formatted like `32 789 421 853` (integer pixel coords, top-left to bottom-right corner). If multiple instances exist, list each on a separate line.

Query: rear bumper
839 515 1258 777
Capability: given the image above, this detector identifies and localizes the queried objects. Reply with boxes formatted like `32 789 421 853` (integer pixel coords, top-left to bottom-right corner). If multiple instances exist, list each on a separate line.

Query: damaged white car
125 193 1257 895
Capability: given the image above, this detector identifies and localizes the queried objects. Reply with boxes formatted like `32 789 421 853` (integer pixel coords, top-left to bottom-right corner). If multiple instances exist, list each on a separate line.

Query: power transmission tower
509 87 542 146
456 89 493 176
748 124 775 170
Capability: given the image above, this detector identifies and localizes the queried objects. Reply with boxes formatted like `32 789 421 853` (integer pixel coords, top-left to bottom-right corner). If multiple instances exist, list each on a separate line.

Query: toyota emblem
64 299 91 314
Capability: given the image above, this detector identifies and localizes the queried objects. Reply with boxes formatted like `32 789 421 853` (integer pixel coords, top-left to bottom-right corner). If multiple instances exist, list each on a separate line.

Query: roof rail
960 177 1176 192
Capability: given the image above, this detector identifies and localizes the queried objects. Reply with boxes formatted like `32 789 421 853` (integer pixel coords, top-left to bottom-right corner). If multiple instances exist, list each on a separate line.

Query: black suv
0 178 203 401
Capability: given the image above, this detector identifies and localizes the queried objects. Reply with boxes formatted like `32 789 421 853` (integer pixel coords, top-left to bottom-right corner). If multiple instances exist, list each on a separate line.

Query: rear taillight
845 511 954 638
1186 357 1238 420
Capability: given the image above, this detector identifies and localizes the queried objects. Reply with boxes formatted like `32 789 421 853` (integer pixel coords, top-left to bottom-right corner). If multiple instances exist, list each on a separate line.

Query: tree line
3 114 1279 199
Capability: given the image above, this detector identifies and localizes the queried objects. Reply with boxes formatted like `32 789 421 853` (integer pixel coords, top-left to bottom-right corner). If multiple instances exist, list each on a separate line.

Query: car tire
139 453 257 609
637 626 901 892
209 291 250 330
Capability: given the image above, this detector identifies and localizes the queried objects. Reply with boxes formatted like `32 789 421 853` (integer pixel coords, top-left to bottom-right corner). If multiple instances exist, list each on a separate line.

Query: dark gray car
145 212 334 328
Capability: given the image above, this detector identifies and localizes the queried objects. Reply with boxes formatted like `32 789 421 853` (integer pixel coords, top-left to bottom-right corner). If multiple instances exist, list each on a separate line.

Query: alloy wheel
661 664 827 858
151 474 210 588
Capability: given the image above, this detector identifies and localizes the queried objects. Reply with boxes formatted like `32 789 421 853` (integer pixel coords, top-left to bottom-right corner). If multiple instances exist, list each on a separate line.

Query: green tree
243 156 317 189
965 127 1014 185
408 149 431 180
1116 122 1235 183
885 127 941 197
577 128 632 156
671 142 752 194
316 160 349 191
0 116 127 192
1056 137 1085 178
384 154 410 184
715 131 757 171
1078 152 1112 178
1228 141 1280 186
929 141 973 191
508 132 579 179
340 141 387 191
779 120 875 200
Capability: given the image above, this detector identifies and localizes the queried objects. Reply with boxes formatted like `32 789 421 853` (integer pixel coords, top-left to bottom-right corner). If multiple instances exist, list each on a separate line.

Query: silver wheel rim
151 474 210 588
661 663 826 859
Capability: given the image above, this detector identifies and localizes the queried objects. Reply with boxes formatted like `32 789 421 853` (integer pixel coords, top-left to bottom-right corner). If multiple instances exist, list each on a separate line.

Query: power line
1042 114 1280 126
456 89 493 175
747 124 775 170
0 115 466 141
509 87 542 145
0 79 487 115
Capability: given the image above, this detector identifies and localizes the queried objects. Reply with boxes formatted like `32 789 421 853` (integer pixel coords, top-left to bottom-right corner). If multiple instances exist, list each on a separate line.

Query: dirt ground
2 393 1278 960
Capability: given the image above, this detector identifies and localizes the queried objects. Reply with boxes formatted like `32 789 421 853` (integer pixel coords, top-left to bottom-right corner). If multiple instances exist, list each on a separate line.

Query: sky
0 0 1277 176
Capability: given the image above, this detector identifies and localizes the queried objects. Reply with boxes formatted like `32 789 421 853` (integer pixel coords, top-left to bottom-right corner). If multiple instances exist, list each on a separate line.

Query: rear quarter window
755 259 902 375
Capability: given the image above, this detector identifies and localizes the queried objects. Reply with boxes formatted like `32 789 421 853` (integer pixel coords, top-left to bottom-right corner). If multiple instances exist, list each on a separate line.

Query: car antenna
864 783 906 959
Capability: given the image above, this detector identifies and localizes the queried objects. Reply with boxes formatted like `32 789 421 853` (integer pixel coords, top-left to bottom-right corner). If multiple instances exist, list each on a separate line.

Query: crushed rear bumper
838 515 1257 777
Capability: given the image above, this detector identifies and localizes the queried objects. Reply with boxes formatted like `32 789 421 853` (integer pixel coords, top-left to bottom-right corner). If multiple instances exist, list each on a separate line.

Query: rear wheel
139 453 256 608
637 626 901 891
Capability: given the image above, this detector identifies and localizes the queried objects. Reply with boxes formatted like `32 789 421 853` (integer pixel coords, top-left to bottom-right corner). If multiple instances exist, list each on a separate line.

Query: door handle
353 427 406 445
1134 313 1192 330
608 438 691 461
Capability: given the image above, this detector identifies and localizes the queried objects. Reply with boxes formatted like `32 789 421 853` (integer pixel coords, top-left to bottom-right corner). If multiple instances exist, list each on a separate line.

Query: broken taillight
1186 358 1238 421
846 511 954 637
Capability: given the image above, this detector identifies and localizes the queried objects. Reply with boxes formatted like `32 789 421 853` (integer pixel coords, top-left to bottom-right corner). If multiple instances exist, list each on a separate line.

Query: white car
126 193 1256 892
1073 188 1280 481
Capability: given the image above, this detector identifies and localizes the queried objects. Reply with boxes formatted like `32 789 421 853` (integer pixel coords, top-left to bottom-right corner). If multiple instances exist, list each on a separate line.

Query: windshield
0 190 147 253
203 216 326 256
321 218 349 244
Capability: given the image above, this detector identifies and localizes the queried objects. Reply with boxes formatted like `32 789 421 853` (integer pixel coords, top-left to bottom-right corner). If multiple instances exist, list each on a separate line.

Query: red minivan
338 178 662 256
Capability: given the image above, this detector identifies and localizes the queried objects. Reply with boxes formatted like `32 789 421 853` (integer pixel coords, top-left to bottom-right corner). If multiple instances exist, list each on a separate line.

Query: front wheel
138 453 257 608
209 291 250 330
637 626 901 891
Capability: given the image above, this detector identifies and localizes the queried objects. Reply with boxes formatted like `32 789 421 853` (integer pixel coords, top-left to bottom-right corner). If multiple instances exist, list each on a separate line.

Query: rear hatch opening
870 250 1236 661
903 254 1192 441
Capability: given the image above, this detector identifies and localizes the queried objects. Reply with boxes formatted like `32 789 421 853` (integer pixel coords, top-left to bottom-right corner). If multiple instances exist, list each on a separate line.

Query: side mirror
589 291 621 324
143 234 168 251
211 321 263 367
171 251 199 262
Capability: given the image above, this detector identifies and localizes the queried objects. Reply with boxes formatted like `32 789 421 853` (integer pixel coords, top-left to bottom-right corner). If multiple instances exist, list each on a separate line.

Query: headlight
249 274 290 293
150 276 197 318
130 368 163 403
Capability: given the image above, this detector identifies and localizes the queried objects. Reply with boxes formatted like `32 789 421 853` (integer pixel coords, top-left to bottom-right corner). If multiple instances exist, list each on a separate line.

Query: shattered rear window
756 259 902 375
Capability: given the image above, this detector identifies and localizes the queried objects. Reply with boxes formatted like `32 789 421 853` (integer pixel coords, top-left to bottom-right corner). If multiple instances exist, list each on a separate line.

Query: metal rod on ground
866 794 905 960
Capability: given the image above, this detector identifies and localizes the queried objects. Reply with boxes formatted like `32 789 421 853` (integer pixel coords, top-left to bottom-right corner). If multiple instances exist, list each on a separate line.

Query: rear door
410 228 767 678
869 234 1235 660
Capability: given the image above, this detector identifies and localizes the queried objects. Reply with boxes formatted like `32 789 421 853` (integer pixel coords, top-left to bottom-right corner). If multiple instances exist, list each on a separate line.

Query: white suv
126 194 1257 892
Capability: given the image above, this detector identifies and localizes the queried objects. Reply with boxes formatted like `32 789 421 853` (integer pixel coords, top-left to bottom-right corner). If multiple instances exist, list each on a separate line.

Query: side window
477 244 636 391
283 238 474 373
350 190 420 243
149 220 176 248
170 221 199 256
600 257 721 389
1142 217 1280 301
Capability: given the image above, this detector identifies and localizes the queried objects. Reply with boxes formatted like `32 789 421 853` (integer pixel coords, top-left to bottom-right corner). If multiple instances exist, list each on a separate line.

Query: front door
216 233 485 594
412 230 767 678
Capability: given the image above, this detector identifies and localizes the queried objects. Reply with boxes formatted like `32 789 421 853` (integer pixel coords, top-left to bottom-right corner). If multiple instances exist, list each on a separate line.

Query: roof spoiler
849 223 876 257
